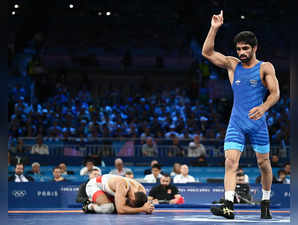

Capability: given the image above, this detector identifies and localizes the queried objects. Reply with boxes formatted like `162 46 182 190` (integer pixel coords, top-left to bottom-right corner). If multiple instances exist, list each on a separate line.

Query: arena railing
17 137 290 160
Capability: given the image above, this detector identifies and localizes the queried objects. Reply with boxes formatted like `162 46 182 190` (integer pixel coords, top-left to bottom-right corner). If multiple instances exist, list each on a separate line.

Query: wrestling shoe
210 200 235 219
82 200 94 214
260 200 272 219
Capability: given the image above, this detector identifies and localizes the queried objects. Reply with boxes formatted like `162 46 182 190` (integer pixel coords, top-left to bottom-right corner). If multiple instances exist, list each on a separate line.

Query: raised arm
202 10 237 70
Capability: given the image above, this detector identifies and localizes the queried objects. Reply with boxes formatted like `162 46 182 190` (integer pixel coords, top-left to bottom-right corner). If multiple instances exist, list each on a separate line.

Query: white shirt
31 144 49 155
173 174 196 183
144 173 162 183
187 143 206 157
170 171 179 177
109 168 132 177
244 174 249 183
80 166 102 176
14 174 29 182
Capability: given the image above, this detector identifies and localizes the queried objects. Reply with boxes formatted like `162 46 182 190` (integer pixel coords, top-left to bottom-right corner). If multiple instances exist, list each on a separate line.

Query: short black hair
162 173 170 178
233 31 258 48
236 172 244 177
52 166 61 172
236 168 243 172
151 163 161 170
283 162 290 167
125 170 133 175
85 159 94 165
134 192 148 208
16 163 24 167
278 169 286 176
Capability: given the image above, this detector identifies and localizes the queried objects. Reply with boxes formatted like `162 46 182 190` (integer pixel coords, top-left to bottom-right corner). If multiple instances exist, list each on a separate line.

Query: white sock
88 203 93 210
262 189 271 200
225 191 235 202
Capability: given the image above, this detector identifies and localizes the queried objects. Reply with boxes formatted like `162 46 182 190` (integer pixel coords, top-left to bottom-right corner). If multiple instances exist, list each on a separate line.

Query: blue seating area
8 166 281 183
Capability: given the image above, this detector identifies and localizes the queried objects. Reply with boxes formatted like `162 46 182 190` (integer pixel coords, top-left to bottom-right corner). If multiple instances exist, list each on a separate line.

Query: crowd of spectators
8 71 290 171
9 157 291 185
7 158 196 183
8 82 223 140
8 79 290 147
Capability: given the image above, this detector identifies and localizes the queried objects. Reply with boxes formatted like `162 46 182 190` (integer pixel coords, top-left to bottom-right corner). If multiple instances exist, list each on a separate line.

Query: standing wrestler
85 174 154 214
202 10 280 219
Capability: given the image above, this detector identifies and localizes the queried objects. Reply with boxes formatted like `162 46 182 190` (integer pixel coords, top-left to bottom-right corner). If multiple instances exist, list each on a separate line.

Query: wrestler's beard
239 53 252 63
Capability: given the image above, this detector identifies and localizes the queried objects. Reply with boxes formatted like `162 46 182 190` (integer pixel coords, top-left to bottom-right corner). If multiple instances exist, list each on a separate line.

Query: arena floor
8 208 290 225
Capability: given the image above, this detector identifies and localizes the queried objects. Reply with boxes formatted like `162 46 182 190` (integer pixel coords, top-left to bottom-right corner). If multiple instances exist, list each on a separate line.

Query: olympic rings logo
12 190 27 198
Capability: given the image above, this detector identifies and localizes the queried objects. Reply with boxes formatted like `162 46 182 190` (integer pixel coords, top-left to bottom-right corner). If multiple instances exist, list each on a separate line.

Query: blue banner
8 183 290 209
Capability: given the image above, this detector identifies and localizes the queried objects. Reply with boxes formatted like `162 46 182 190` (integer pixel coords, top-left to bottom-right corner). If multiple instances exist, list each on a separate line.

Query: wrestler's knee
225 157 239 171
257 158 270 171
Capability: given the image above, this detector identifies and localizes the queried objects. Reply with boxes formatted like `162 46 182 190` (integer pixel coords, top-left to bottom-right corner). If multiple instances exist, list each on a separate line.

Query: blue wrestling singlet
224 61 270 153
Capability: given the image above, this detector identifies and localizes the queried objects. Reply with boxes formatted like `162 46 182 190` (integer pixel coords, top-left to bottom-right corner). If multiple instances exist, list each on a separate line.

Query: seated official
170 163 181 178
148 174 184 204
109 158 132 177
52 167 68 182
59 163 75 175
26 162 46 182
8 163 34 182
173 164 196 183
273 169 290 184
144 163 162 183
80 159 102 176
144 160 159 175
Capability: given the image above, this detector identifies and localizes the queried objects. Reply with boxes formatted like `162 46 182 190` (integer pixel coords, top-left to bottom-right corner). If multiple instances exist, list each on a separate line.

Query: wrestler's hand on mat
248 105 266 120
211 10 223 28
143 202 155 214
152 199 159 205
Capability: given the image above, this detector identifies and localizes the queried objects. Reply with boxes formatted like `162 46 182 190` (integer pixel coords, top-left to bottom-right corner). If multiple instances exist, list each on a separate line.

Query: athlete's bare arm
202 10 239 83
114 179 153 214
136 182 146 193
249 62 280 120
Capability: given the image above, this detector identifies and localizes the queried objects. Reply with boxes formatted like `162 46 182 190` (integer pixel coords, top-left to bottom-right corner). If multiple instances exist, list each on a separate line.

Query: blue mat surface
8 208 290 225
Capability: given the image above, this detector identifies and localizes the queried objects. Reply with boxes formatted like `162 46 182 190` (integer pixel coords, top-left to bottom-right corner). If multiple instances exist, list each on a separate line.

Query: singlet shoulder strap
257 61 263 66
